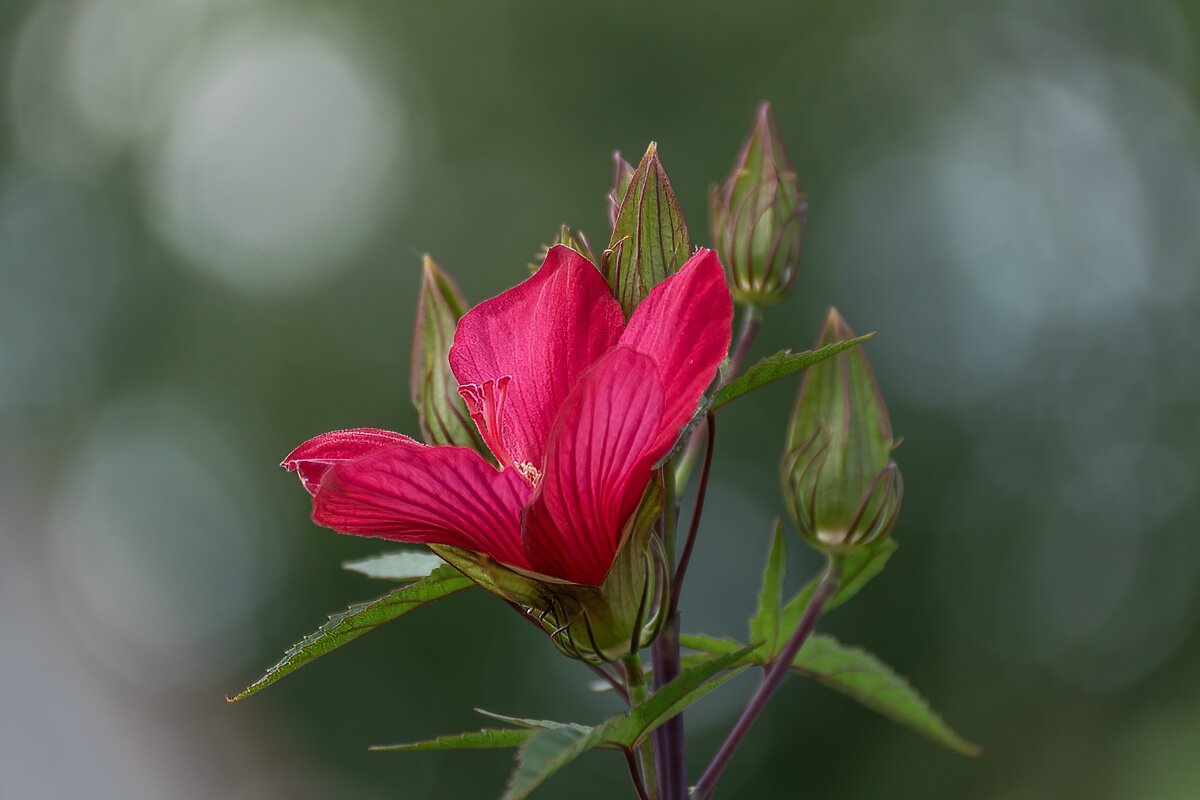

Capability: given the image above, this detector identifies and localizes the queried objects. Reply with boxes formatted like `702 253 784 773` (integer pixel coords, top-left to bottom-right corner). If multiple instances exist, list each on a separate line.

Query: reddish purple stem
692 561 841 799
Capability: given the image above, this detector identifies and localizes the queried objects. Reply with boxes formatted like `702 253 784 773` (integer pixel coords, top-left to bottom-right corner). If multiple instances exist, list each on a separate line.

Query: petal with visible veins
313 441 533 570
282 428 415 495
449 245 624 468
619 249 733 453
522 347 664 585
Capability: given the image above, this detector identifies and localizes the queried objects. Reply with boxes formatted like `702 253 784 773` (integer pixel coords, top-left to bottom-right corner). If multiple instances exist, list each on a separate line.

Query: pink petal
619 249 733 453
521 347 664 586
313 441 533 570
449 245 624 470
282 428 416 495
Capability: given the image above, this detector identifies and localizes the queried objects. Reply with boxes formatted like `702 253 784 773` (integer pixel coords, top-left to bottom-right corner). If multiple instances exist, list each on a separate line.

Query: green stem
622 653 660 800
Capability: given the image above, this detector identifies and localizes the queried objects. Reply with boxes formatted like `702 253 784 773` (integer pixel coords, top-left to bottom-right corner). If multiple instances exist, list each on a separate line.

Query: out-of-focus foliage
3 0 1200 798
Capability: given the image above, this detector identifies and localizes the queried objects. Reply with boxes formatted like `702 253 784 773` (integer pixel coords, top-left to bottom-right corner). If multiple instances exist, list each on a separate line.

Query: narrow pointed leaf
792 635 981 756
503 726 604 800
709 335 874 412
749 522 787 653
607 643 759 747
680 633 979 756
778 538 897 646
228 565 473 702
475 710 598 738
502 644 758 798
342 549 445 581
602 142 691 316
680 633 753 660
371 728 535 752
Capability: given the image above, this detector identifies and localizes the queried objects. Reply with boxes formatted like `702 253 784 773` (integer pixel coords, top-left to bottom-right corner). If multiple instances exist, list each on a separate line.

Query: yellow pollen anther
516 461 542 483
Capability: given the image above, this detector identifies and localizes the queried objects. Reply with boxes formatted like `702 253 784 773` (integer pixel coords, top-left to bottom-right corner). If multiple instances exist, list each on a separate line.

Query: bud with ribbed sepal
783 308 902 554
710 101 806 305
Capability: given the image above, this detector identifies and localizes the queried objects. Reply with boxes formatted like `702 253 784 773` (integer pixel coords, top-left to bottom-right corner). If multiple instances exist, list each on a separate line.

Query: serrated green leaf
749 522 787 653
371 728 535 752
680 632 978 757
342 549 445 581
607 644 759 747
501 645 757 798
792 635 981 756
475 710 599 738
228 565 473 702
778 539 897 646
602 142 691 316
709 335 874 412
504 725 604 800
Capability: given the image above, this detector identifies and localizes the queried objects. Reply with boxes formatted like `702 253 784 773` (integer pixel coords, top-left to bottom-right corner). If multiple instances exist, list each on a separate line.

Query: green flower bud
710 101 806 306
782 308 902 555
603 142 691 317
410 255 487 451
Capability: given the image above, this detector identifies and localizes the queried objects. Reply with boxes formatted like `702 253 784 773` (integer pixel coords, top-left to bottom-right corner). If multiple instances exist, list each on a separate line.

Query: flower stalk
651 461 685 800
622 653 660 800
693 556 844 799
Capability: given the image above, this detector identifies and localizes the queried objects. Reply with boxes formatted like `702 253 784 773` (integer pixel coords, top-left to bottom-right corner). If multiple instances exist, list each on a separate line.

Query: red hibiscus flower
283 245 732 586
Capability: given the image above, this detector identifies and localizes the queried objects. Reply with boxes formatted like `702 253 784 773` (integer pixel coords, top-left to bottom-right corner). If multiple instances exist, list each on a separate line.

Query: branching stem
692 557 843 799
624 747 652 800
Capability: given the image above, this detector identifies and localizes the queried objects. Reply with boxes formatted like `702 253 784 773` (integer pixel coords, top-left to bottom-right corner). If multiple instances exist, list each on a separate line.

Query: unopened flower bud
710 101 806 306
410 255 487 451
603 142 691 316
782 308 902 555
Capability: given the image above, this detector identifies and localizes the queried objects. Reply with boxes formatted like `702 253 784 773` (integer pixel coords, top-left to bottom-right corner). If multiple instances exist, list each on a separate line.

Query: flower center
515 461 542 483
459 377 516 468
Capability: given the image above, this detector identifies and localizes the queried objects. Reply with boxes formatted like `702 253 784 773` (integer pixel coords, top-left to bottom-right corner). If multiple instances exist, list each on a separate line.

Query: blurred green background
3 0 1199 797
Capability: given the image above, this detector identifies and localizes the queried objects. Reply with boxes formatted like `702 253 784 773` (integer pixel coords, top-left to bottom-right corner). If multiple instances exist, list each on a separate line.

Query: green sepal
602 142 691 317
410 255 487 451
227 565 472 702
